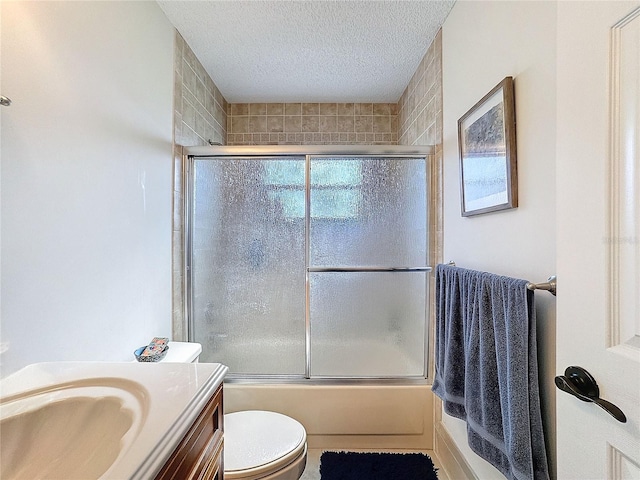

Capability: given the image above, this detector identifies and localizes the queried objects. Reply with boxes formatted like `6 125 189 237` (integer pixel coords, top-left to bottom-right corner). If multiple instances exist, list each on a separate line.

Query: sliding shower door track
223 375 430 385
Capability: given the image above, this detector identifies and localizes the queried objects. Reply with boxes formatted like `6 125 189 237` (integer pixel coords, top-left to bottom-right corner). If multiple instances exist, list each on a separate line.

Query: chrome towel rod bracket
527 276 557 296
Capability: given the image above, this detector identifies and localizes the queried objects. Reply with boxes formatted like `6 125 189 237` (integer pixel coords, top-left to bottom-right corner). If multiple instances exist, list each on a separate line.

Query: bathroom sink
0 378 148 479
0 361 227 479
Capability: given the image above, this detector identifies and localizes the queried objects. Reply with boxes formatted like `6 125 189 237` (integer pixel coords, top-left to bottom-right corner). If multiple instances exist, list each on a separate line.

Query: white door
556 1 640 479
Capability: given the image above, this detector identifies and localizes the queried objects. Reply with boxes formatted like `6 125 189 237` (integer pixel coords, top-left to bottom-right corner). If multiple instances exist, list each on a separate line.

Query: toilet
156 342 308 480
224 410 307 480
157 340 203 363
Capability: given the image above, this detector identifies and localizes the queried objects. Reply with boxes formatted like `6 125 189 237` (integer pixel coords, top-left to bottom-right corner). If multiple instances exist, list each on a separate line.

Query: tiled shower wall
172 32 228 340
226 102 398 145
398 28 443 262
173 32 227 148
398 30 442 149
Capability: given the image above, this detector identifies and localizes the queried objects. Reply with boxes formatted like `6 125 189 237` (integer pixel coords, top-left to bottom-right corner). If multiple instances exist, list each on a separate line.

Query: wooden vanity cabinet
155 385 224 480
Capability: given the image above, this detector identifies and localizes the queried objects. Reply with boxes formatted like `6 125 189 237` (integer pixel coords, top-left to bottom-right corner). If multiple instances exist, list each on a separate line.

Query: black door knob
555 366 626 423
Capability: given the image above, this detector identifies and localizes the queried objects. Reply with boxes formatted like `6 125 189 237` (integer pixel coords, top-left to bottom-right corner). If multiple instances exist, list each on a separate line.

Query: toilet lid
224 410 306 478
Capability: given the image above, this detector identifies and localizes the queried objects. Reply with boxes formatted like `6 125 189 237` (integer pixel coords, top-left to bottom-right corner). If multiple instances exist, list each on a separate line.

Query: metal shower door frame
183 145 434 383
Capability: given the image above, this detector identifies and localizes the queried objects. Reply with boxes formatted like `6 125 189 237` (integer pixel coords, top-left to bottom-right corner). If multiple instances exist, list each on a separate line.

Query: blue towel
432 264 549 480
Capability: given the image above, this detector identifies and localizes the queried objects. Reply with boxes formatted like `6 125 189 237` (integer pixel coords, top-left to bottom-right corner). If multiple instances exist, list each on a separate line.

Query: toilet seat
224 410 307 480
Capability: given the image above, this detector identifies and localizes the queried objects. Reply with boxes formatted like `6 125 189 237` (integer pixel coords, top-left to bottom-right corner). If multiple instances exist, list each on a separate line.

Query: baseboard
434 421 478 480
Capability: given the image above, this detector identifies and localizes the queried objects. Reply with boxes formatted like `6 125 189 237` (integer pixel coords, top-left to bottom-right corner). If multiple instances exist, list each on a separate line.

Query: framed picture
458 77 517 216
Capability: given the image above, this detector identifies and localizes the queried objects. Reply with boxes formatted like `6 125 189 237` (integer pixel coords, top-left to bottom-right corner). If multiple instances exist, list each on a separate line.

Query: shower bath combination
183 145 435 383
178 145 439 451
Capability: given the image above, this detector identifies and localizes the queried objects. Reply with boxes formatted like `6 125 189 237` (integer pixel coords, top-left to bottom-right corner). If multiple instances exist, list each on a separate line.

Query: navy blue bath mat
320 451 439 480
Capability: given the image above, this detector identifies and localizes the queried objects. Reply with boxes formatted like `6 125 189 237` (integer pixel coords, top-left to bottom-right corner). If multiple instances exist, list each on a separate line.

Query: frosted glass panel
191 157 306 374
309 272 427 377
310 157 427 266
188 152 430 379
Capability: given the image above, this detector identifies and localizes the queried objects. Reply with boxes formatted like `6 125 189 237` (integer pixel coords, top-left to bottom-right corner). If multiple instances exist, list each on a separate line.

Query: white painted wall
0 1 174 377
442 1 557 478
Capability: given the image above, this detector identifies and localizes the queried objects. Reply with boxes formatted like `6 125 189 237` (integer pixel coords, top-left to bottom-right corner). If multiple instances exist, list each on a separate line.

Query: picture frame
458 76 517 216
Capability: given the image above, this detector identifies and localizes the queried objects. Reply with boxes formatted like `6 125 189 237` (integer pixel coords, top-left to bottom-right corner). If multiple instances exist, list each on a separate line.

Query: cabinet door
198 439 223 480
155 386 223 480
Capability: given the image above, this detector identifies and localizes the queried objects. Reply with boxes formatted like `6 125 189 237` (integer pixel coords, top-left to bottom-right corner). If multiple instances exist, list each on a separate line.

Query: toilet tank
161 342 202 363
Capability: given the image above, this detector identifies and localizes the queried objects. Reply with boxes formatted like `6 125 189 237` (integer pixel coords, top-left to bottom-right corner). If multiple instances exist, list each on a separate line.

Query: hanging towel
432 264 549 480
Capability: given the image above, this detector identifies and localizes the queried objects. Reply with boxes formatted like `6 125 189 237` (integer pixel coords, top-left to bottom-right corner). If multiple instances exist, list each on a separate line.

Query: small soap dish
134 344 169 362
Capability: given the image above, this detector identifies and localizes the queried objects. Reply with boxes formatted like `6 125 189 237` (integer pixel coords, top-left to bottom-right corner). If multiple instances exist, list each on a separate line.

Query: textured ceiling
157 1 455 103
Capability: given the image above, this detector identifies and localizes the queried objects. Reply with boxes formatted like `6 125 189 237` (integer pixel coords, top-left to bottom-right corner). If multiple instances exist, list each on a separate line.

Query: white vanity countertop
0 361 228 479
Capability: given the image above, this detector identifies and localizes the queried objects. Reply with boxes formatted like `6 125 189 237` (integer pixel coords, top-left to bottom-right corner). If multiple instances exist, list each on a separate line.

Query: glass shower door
188 151 429 379
189 156 306 374
308 156 428 377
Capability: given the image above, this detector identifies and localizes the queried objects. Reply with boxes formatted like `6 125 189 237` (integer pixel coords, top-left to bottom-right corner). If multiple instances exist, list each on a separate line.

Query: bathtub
224 383 434 450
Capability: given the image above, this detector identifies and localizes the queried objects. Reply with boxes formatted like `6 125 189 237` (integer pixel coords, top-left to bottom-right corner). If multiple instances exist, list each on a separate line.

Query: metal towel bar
308 266 432 273
526 276 557 296
442 261 556 296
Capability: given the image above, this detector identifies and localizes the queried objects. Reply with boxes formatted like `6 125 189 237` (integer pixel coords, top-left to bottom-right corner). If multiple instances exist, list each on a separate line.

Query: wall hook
1 96 12 107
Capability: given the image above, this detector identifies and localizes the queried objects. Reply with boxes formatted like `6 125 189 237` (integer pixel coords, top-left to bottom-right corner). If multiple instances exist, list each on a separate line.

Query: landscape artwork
458 77 517 216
